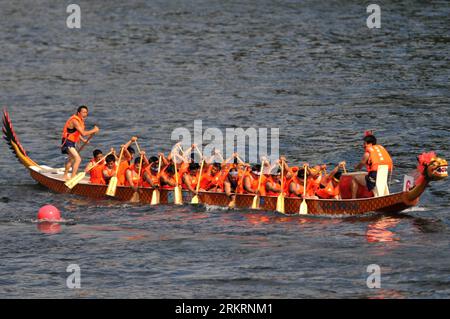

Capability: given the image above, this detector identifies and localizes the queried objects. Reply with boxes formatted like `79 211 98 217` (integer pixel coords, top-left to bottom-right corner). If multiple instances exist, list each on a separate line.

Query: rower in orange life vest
351 132 393 199
265 168 284 196
61 105 99 180
315 161 346 199
243 164 267 196
182 162 202 194
304 165 326 199
116 137 138 186
224 167 240 202
125 151 149 192
84 149 108 185
102 154 118 185
142 155 164 188
160 164 178 189
287 166 305 198
200 162 226 192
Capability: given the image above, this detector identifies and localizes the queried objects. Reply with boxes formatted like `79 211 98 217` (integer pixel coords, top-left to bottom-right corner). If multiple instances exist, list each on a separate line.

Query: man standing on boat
61 105 100 180
351 131 393 198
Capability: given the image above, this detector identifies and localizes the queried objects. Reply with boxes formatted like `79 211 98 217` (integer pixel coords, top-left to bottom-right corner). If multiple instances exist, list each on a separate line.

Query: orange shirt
88 159 105 185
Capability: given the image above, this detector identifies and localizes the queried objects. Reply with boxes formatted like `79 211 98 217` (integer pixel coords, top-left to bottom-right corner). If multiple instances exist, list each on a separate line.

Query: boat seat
373 165 390 197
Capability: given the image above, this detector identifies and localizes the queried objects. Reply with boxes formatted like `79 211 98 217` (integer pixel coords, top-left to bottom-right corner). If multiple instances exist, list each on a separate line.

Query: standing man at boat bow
351 131 393 198
61 105 100 180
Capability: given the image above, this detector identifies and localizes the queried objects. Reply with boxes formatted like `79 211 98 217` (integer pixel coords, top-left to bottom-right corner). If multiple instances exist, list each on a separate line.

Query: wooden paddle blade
106 177 118 197
65 172 85 189
276 194 285 214
299 199 308 215
130 191 140 203
228 199 236 208
191 194 199 204
251 195 260 209
174 186 183 205
150 189 160 205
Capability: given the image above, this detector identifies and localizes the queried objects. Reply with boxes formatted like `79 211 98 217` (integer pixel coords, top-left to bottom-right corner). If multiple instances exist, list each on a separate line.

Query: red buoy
37 205 62 221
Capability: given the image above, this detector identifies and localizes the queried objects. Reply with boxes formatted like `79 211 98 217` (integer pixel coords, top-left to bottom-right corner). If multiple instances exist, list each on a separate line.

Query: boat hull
29 167 415 215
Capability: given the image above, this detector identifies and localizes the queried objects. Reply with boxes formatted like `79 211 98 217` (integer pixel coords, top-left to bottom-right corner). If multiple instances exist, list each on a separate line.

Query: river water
0 0 449 298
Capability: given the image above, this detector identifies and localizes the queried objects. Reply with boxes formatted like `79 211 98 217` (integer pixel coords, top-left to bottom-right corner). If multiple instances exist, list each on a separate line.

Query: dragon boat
2 109 448 216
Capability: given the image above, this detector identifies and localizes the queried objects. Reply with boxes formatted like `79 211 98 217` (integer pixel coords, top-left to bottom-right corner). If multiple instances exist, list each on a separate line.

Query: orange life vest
316 180 340 199
236 169 246 194
89 159 105 185
160 170 176 189
287 176 304 197
182 173 199 190
365 144 393 172
142 167 160 188
201 167 228 191
103 164 116 184
117 161 130 186
61 114 84 143
306 175 322 197
244 172 266 196
124 167 141 187
265 176 286 196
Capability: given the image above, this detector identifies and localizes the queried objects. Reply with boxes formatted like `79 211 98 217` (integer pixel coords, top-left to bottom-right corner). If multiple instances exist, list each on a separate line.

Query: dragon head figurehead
416 152 448 184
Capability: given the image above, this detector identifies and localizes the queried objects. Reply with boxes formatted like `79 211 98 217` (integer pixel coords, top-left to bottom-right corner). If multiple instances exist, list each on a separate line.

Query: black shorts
61 139 76 154
365 171 377 191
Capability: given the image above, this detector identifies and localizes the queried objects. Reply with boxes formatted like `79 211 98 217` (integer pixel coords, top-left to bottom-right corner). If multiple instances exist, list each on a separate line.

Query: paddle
276 160 285 214
299 164 308 215
134 140 142 155
191 158 204 204
106 147 125 197
77 132 95 153
173 158 183 205
228 159 247 208
130 152 144 203
251 161 266 209
65 150 112 189
150 155 162 205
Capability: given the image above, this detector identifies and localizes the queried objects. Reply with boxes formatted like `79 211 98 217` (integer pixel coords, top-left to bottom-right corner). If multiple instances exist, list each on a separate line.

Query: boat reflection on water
366 216 401 243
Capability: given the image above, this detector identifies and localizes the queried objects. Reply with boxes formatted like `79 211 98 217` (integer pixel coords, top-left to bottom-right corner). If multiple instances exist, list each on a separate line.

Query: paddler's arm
79 136 88 144
72 119 99 137
102 168 110 180
84 161 93 173
243 176 255 195
160 173 175 187
327 161 345 180
158 153 169 166
143 170 157 188
141 152 150 168
182 174 197 193
224 180 233 197
125 170 138 192
355 153 369 170
265 181 277 193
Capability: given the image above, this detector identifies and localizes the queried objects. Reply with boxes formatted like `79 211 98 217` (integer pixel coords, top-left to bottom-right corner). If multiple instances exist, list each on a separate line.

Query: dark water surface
0 1 449 298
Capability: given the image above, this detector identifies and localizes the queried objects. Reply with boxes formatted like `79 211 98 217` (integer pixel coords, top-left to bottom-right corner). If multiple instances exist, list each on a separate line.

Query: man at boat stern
351 131 393 198
61 105 100 180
